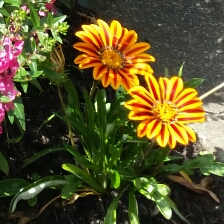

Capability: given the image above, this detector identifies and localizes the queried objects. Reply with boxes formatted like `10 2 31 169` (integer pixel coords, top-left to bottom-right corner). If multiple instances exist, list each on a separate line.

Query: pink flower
39 0 57 17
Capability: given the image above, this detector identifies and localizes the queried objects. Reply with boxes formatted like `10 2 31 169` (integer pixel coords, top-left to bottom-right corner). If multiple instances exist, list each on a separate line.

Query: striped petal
73 42 98 57
109 20 122 47
146 119 162 139
109 70 122 89
126 53 155 64
178 99 203 111
156 124 170 147
165 77 184 101
118 70 139 91
75 56 101 69
126 63 153 75
101 69 112 87
127 86 154 106
178 123 196 142
174 88 198 106
137 120 151 137
119 30 137 52
97 19 110 47
124 42 150 56
159 77 169 100
93 65 108 80
168 123 188 145
127 110 153 121
145 74 161 101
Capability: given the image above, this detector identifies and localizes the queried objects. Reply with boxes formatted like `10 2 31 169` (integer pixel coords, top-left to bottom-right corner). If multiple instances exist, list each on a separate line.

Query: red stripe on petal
169 79 179 101
148 78 160 100
178 99 201 109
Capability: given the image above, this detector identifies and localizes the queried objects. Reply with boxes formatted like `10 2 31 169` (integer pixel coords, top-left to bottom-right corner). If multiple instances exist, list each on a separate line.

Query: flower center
153 100 178 124
99 47 124 70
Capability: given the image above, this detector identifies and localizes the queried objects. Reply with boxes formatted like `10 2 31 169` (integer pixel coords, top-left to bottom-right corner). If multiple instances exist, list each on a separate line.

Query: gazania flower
73 19 155 91
124 75 205 149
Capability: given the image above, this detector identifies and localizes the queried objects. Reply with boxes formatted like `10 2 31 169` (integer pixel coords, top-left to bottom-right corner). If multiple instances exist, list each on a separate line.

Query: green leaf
22 147 66 168
61 180 82 199
164 67 169 77
13 97 26 131
108 170 120 189
10 175 68 212
28 3 40 26
178 63 185 77
184 78 204 88
3 0 20 6
27 196 37 207
53 15 67 25
51 29 62 43
0 179 30 197
0 95 10 103
0 152 9 175
47 12 54 27
128 190 139 224
201 162 224 176
62 163 107 194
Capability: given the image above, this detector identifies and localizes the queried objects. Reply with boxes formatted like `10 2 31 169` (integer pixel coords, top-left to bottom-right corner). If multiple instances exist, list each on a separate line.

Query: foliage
0 2 223 224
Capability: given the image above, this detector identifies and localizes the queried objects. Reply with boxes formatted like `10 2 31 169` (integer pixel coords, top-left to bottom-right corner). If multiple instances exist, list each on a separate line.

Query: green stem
89 80 99 98
57 85 75 148
134 139 156 169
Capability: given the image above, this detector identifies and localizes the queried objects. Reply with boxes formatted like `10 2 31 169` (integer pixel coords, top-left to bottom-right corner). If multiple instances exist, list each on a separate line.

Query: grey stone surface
94 0 224 161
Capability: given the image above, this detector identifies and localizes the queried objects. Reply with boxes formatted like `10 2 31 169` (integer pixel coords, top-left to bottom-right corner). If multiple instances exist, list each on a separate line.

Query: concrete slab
94 0 224 161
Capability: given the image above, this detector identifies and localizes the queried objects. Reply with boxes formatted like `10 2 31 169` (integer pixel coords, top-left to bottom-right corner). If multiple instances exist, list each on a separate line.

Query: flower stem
89 80 99 98
134 139 156 169
57 84 75 148
200 81 224 100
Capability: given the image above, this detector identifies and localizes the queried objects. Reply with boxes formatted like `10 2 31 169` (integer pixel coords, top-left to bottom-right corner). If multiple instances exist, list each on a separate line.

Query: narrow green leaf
28 3 40 26
13 97 25 131
108 170 120 189
128 190 139 224
0 152 9 175
0 179 30 197
47 12 54 27
62 163 107 194
164 67 169 77
184 78 204 88
22 147 66 168
178 63 185 77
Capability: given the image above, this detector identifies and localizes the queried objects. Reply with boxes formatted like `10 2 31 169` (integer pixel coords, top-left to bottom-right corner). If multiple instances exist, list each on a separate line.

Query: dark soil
0 2 223 224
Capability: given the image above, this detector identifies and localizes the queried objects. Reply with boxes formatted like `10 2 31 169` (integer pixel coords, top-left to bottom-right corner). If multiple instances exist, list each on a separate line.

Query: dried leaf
168 171 220 203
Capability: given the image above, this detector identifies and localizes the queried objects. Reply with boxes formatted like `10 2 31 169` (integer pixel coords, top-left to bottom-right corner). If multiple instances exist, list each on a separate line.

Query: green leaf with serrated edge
201 162 224 176
28 3 40 26
178 63 185 77
61 180 82 199
0 179 30 197
108 170 120 189
128 190 139 224
184 78 204 88
9 175 68 213
27 196 37 207
0 152 9 175
62 164 107 194
13 97 25 130
22 147 65 168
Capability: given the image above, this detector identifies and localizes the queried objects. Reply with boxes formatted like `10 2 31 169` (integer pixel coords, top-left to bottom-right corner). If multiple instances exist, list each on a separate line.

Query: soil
0 2 223 224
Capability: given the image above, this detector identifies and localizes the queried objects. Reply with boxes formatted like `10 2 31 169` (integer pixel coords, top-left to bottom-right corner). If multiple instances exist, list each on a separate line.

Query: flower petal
156 124 170 147
126 53 155 64
73 42 98 57
168 123 188 145
145 74 161 101
159 77 169 100
119 30 137 52
93 65 108 80
124 42 150 56
126 63 154 76
178 123 196 142
97 19 110 47
109 20 122 47
137 120 150 137
146 119 162 139
109 70 122 89
175 88 198 106
101 69 113 87
118 70 139 91
165 77 184 101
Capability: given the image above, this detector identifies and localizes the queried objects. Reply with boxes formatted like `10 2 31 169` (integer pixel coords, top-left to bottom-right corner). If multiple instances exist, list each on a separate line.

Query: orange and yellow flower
124 75 205 149
73 19 155 91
